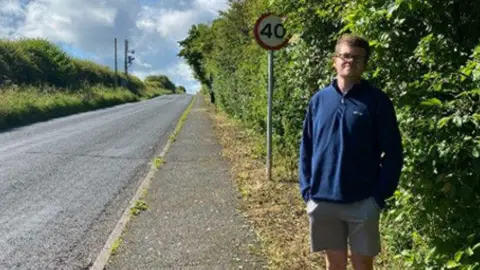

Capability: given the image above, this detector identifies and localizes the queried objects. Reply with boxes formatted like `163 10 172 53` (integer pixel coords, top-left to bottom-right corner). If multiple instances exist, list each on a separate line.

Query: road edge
89 94 196 270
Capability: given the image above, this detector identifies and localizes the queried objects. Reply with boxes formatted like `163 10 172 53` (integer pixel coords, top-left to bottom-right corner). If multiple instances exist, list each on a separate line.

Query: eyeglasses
335 53 366 63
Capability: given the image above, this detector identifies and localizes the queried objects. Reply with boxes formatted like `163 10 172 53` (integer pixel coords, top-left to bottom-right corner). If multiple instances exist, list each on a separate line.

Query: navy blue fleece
299 79 403 208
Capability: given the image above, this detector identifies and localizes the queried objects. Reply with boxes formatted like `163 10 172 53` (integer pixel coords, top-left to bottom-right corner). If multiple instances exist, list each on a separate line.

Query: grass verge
168 95 196 143
129 199 149 217
153 157 165 169
203 95 399 270
110 237 123 256
0 85 173 130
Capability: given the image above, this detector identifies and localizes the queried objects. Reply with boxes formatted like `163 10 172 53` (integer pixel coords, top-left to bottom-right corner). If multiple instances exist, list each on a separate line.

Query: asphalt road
0 94 192 270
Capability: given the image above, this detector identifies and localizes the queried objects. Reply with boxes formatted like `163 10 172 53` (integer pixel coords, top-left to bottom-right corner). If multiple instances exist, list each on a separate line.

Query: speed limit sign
253 13 289 181
254 13 289 50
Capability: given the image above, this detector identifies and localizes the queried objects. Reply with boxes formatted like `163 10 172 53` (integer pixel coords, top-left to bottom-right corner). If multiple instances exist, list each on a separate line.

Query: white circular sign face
254 14 288 50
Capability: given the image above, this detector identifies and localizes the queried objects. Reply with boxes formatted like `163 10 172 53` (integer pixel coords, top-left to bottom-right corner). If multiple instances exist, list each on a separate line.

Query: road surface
0 94 192 269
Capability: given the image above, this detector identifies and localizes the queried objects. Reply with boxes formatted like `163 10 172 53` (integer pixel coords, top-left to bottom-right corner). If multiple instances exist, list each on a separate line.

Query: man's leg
306 200 348 270
350 253 374 270
325 250 348 270
343 197 381 270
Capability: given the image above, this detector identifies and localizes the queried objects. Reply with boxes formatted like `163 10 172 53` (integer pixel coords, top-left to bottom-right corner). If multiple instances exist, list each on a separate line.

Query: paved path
0 94 192 269
107 95 266 269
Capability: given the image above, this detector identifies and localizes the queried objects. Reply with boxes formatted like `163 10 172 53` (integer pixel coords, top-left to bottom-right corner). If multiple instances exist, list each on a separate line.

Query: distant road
0 94 193 269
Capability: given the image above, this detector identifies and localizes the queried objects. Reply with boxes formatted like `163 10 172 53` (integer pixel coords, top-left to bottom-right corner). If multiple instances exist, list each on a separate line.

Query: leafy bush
15 38 77 88
144 75 176 92
0 39 42 85
176 85 187 93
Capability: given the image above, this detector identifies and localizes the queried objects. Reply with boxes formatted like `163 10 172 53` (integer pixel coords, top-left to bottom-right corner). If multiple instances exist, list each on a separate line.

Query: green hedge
179 0 480 269
0 38 145 91
144 75 176 92
0 38 181 130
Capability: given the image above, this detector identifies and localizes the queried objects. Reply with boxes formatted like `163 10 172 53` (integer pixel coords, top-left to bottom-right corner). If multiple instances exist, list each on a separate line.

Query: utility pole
122 39 136 92
124 39 128 77
114 38 118 88
124 39 135 77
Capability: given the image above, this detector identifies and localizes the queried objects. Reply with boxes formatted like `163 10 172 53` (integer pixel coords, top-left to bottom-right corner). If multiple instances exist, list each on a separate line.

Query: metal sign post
267 50 273 181
254 13 289 180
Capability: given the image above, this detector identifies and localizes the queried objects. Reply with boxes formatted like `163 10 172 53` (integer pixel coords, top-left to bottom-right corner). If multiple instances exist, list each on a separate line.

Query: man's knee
351 252 374 270
325 250 348 270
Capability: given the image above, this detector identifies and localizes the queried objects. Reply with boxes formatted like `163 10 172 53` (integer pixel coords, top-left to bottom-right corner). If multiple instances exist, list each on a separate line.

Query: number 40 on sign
254 13 289 50
253 13 289 181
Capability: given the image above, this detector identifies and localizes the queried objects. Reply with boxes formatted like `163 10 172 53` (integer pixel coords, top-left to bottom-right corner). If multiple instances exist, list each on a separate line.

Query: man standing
299 34 403 270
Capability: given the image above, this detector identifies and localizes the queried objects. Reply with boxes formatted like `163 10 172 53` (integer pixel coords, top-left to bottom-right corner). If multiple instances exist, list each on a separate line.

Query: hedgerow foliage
144 75 176 92
0 38 182 130
179 0 480 268
0 38 144 91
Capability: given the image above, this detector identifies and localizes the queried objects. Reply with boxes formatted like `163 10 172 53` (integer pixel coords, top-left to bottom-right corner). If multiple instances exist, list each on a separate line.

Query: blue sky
0 0 229 93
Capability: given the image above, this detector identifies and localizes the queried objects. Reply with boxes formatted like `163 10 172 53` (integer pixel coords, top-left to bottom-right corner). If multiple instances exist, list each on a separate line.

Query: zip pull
353 111 363 116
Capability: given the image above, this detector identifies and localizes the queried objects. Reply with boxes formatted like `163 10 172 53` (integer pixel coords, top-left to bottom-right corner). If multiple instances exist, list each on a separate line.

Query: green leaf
475 44 480 54
455 251 464 262
401 249 410 256
395 212 404 222
466 247 474 256
421 98 442 106
452 115 463 127
457 89 480 97
473 148 479 158
447 260 460 268
473 113 480 121
467 89 480 95
426 247 437 262
473 242 480 250
438 116 451 128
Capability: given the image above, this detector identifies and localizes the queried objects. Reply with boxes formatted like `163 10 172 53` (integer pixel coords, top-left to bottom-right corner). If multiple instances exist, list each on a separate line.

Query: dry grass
203 96 401 270
204 97 324 269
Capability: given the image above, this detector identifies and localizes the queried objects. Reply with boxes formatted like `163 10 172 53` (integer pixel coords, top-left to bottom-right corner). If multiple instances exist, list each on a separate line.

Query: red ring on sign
253 13 290 51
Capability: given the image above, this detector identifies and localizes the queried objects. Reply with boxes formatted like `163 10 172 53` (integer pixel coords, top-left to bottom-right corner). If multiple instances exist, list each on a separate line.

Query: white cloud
194 0 229 14
171 62 196 81
133 55 153 69
136 5 212 42
0 0 24 37
10 0 139 53
156 9 199 40
1 0 23 16
0 0 229 93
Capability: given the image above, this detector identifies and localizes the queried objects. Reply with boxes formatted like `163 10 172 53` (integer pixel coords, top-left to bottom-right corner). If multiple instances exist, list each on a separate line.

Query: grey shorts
306 197 382 257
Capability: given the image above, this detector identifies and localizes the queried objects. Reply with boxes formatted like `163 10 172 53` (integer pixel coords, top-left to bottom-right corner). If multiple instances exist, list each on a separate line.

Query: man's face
333 43 367 79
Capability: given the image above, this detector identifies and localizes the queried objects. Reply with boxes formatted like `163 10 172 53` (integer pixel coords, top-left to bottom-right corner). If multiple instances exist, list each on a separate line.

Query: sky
0 0 230 94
